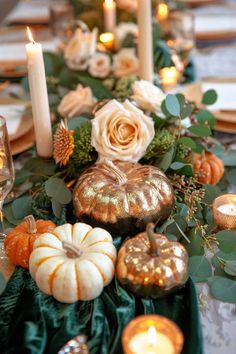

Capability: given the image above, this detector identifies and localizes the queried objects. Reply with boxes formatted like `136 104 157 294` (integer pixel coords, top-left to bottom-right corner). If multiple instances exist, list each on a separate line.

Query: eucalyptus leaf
179 137 196 149
170 162 186 170
186 229 204 256
3 204 22 225
226 168 236 186
216 230 236 253
208 276 236 303
14 169 33 187
189 256 212 282
180 104 193 119
68 117 91 130
188 125 211 137
77 74 113 99
196 110 215 129
202 184 222 204
52 199 63 218
176 93 185 108
158 146 175 171
202 89 218 105
224 260 236 276
43 52 64 76
45 178 72 205
165 94 180 116
221 150 236 166
12 196 33 219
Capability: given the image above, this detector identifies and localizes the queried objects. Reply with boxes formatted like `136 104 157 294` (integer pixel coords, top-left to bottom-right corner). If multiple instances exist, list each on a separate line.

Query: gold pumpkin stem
24 215 37 234
146 223 161 256
103 159 128 185
62 241 83 258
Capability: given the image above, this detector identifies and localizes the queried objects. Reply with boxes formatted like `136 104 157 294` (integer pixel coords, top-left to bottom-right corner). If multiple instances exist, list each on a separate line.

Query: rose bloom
88 53 111 78
113 49 139 78
64 28 97 70
58 84 96 118
117 0 137 13
91 99 155 162
131 80 166 113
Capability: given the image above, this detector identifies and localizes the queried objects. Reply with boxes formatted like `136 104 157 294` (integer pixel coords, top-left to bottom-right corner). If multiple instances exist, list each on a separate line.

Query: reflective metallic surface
58 335 89 354
116 227 189 298
73 161 174 235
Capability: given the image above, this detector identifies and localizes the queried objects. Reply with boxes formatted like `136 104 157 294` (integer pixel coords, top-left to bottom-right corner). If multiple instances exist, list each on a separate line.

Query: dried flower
53 119 74 166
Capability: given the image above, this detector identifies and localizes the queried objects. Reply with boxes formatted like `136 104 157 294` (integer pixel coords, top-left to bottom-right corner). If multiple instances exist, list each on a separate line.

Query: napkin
202 82 236 111
194 16 236 34
5 0 49 24
0 104 26 136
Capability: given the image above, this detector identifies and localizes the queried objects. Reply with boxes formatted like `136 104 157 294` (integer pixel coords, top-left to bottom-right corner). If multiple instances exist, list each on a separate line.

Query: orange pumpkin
4 215 56 268
194 151 224 185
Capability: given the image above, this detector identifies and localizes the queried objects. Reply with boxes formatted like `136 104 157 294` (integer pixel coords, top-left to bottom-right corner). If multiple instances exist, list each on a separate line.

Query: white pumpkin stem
146 223 161 256
62 241 83 258
103 159 128 185
24 215 37 234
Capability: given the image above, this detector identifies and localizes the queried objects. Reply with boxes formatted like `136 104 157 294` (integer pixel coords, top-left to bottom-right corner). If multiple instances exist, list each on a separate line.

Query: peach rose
91 99 155 162
88 53 111 78
113 49 139 78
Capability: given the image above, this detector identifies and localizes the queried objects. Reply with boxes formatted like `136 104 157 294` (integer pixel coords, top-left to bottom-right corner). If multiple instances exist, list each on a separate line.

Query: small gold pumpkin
73 160 174 235
116 223 189 298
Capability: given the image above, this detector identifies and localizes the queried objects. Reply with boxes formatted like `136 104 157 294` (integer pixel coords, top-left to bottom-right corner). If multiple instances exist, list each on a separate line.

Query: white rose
58 84 96 118
88 53 111 78
117 0 137 13
64 28 98 70
114 22 138 49
91 99 155 162
131 80 166 113
113 49 139 78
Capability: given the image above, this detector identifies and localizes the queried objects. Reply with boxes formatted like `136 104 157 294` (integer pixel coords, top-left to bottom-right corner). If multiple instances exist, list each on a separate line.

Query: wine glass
0 116 14 259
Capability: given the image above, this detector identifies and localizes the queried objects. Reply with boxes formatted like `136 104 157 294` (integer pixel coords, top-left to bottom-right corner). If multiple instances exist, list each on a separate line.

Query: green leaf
51 199 63 218
77 74 113 100
180 104 193 119
24 158 56 176
179 137 196 149
165 94 181 116
68 117 91 130
170 162 186 170
189 256 212 282
3 204 21 225
221 150 236 166
158 146 175 171
202 184 222 204
12 196 33 219
202 89 218 105
208 276 236 303
224 261 236 276
45 178 72 204
216 230 236 253
14 169 33 187
176 93 185 108
226 168 236 185
43 52 64 76
188 124 211 137
186 229 204 256
196 110 215 129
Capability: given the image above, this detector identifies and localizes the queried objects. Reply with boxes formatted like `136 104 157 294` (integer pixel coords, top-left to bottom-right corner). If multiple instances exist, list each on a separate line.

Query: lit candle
122 315 184 354
213 194 236 230
99 32 115 51
159 66 179 92
25 27 53 158
137 0 154 82
103 0 116 33
156 2 169 22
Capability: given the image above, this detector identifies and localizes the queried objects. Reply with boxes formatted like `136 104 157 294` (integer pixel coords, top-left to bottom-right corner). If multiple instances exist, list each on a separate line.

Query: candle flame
27 26 35 44
105 0 114 6
147 326 158 346
157 3 169 21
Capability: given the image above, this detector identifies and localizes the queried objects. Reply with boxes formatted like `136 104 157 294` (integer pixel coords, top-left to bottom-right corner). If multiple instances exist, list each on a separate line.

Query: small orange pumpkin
194 151 224 185
4 215 56 268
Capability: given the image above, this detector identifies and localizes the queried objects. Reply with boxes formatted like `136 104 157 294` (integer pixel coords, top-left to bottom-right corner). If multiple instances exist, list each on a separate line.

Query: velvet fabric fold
0 267 203 354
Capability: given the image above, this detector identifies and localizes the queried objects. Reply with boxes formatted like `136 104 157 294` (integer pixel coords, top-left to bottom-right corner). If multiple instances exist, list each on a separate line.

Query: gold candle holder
156 3 169 22
213 194 236 230
122 315 184 354
159 66 179 92
99 32 115 51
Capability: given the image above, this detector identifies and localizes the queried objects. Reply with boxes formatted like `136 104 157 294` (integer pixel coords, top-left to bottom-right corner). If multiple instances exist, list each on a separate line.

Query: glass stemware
0 116 15 259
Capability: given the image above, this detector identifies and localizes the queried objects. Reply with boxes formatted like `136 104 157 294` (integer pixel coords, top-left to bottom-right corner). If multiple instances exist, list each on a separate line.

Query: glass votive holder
213 194 236 230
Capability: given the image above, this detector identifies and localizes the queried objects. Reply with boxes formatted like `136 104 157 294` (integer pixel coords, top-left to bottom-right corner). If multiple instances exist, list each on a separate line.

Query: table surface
0 1 236 353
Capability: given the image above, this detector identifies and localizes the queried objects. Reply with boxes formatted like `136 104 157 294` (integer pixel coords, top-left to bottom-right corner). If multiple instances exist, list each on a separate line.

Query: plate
176 0 223 7
10 128 35 155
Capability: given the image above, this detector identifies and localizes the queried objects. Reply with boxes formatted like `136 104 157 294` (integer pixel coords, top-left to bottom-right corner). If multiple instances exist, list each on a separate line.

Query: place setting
0 1 236 354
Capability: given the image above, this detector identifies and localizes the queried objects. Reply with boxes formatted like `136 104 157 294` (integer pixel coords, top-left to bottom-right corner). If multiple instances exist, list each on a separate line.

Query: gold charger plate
10 127 35 155
182 81 236 133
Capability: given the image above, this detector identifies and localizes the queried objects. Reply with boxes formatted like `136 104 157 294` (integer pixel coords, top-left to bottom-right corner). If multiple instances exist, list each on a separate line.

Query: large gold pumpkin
73 160 174 235
116 223 188 298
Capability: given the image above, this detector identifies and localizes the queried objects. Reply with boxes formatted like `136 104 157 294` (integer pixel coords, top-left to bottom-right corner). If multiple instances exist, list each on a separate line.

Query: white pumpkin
29 223 117 303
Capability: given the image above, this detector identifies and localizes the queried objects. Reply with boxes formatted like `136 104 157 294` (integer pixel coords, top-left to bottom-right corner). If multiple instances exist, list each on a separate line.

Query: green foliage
202 89 218 105
144 129 175 164
189 256 212 282
112 75 137 99
208 277 236 303
175 142 192 163
69 124 97 169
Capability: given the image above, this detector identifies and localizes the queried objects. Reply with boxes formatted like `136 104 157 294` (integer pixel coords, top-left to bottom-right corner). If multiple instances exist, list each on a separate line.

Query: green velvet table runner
0 268 203 354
